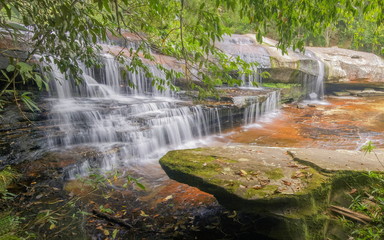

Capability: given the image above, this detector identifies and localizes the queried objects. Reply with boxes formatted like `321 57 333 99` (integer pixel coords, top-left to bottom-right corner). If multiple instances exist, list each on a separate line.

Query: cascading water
244 91 281 125
304 51 325 100
46 54 222 178
43 37 283 178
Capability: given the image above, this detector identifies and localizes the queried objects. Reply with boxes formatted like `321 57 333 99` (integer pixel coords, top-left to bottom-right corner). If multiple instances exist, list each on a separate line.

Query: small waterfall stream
244 91 281 125
304 50 325 100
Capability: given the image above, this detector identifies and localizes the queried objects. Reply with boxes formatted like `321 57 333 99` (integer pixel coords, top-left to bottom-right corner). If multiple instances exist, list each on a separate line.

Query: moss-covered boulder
159 145 384 239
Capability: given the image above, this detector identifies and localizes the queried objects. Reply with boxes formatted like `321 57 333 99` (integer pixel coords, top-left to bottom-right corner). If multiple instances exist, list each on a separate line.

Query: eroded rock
159 145 384 239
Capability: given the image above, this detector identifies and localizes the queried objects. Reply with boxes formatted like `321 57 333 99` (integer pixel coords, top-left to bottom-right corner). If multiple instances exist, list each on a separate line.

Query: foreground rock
160 145 384 239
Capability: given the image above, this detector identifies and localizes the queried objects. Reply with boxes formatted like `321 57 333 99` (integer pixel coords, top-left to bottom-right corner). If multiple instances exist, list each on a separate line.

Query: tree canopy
0 0 383 111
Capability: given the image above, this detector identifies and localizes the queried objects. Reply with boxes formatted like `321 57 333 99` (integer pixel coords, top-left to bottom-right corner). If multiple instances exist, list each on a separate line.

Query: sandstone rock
160 145 384 239
308 47 384 83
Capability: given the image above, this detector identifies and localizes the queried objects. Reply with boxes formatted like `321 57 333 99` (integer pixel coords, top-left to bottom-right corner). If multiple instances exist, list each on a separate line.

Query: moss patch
265 168 284 180
262 83 300 89
245 185 279 198
160 149 220 178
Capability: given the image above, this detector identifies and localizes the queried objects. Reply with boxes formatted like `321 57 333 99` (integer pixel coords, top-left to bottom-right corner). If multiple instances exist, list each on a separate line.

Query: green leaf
16 62 33 73
361 141 376 155
34 75 43 90
103 0 112 13
6 65 15 72
20 92 40 112
135 181 146 190
1 70 11 81
112 229 119 239
3 4 12 19
7 23 29 32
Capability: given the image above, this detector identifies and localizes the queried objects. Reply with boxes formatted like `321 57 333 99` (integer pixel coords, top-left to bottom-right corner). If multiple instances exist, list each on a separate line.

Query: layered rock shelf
160 145 384 239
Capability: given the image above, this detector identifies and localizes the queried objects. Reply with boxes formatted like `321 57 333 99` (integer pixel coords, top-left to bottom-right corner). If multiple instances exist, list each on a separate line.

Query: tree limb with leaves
0 0 383 112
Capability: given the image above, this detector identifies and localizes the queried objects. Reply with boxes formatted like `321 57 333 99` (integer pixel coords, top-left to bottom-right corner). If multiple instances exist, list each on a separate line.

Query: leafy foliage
0 0 383 111
346 172 384 240
0 166 19 193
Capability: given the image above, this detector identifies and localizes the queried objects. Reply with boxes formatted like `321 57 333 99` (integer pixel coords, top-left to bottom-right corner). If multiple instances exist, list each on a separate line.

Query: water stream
42 34 332 178
44 47 280 178
304 50 325 100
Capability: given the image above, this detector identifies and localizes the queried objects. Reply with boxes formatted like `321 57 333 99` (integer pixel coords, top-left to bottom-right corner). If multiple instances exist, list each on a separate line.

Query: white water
244 91 281 125
46 54 224 178
304 51 325 100
44 39 282 178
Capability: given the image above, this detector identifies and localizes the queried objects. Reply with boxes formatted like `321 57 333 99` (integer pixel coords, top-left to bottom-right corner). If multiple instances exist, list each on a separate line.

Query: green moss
245 185 279 198
262 83 300 89
160 150 220 178
265 168 284 180
0 166 19 193
209 178 241 193
269 56 278 68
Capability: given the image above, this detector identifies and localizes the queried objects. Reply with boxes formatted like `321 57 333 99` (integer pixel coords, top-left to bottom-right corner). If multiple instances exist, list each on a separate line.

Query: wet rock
297 103 306 109
0 101 50 168
333 91 351 96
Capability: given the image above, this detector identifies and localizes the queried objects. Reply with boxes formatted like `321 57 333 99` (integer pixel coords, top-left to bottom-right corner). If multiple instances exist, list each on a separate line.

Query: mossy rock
159 145 384 239
160 146 329 213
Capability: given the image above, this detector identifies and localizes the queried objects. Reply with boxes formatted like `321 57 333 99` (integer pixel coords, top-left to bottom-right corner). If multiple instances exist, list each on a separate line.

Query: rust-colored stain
219 97 384 150
140 179 216 209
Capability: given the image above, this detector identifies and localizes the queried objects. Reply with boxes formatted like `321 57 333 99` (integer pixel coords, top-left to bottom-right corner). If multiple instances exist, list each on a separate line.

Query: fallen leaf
140 210 149 217
164 195 173 201
49 223 56 230
349 189 357 194
239 170 248 176
252 185 263 190
291 171 305 179
282 180 292 186
259 179 270 186
239 184 247 189
287 164 298 168
298 166 309 169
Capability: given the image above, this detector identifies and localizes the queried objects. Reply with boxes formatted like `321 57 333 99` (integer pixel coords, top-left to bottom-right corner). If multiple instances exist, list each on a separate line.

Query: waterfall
42 35 284 178
304 51 325 100
244 91 280 125
45 54 224 178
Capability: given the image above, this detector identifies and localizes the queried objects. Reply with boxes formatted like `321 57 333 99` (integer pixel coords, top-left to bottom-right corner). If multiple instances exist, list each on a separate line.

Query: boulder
160 145 384 239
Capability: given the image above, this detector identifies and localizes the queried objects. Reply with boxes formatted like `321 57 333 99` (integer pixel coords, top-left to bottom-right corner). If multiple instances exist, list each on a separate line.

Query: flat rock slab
160 145 384 206
289 148 384 172
160 145 327 204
